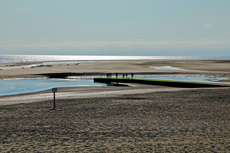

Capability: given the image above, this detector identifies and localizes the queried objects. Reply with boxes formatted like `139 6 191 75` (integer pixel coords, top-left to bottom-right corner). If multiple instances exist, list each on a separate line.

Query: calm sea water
0 55 230 63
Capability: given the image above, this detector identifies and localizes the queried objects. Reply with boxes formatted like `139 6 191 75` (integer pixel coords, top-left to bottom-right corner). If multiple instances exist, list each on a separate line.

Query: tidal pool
151 66 202 71
0 78 104 96
133 75 229 83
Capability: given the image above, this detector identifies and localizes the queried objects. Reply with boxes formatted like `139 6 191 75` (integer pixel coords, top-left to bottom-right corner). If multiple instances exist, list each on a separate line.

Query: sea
0 55 230 96
0 55 230 63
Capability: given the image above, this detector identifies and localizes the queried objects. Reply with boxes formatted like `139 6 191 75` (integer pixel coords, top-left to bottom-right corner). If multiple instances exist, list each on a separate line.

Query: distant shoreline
1 59 230 80
1 55 230 64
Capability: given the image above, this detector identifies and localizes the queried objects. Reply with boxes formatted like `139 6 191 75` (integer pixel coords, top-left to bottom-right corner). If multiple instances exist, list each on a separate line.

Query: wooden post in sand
52 88 57 109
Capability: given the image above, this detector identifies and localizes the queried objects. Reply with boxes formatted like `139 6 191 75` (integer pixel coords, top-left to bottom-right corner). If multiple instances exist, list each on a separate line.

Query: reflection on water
1 55 230 63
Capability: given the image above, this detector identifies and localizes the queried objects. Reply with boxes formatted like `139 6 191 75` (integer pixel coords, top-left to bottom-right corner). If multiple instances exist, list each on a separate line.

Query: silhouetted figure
131 73 134 79
116 72 118 78
123 74 125 78
125 73 127 79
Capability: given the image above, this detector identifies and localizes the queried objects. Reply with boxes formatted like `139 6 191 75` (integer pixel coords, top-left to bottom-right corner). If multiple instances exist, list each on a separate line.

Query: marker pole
53 92 56 109
52 88 57 110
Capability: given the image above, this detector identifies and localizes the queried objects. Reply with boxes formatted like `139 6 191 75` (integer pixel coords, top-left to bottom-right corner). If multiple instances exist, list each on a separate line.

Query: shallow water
0 75 229 96
152 66 188 71
0 61 90 70
134 75 228 83
0 79 104 96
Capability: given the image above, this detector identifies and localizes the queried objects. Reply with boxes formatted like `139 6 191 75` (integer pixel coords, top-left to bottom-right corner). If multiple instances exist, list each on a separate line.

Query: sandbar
0 60 230 79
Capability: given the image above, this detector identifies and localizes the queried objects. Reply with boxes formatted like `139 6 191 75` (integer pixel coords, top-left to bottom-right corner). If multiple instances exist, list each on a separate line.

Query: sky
0 0 230 56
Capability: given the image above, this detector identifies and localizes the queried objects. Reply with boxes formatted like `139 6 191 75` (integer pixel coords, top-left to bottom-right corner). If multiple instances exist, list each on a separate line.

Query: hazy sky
0 0 230 56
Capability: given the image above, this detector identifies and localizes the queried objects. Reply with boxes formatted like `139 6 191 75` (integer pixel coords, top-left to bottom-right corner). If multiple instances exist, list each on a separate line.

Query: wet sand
0 60 230 152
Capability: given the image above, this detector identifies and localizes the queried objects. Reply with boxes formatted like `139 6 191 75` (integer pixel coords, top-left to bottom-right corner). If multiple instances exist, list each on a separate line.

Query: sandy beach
0 60 230 152
0 60 230 79
0 86 230 152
